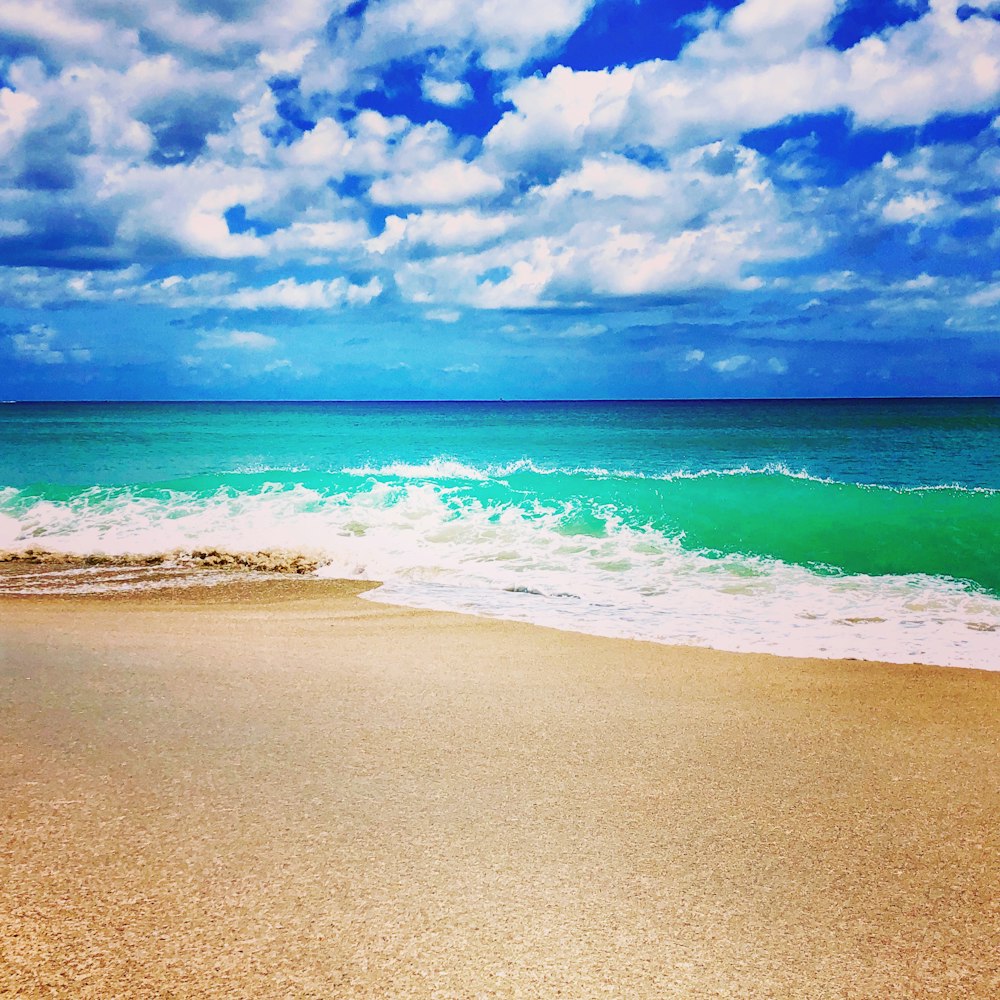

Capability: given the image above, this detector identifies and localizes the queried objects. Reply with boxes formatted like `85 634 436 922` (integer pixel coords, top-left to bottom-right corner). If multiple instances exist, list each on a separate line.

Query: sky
0 0 998 400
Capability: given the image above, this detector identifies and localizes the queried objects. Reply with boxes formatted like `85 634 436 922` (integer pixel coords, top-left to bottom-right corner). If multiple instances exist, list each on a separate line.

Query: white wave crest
1 479 997 669
334 457 998 496
339 457 822 482
343 458 495 479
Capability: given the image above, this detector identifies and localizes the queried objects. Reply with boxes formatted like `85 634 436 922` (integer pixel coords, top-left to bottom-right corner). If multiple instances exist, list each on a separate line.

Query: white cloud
484 1 1000 172
715 0 838 59
369 160 504 206
10 323 89 365
0 17 376 275
421 77 473 106
10 0 333 68
766 356 788 374
106 161 277 260
130 272 381 311
559 321 606 339
258 40 316 76
443 362 480 373
0 266 383 313
485 65 634 170
335 0 595 74
0 87 39 158
196 329 278 351
0 218 29 237
0 266 146 308
684 349 705 364
2 0 998 328
395 239 557 308
414 216 791 306
712 354 751 373
0 1 136 66
899 273 938 291
425 309 461 323
283 117 351 169
966 282 1000 308
881 192 944 224
220 276 383 310
546 155 674 201
393 139 819 308
268 220 370 254
367 209 515 253
813 271 859 292
844 10 1000 127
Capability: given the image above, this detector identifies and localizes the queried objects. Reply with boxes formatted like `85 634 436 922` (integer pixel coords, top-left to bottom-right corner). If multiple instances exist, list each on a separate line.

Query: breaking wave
1 461 997 669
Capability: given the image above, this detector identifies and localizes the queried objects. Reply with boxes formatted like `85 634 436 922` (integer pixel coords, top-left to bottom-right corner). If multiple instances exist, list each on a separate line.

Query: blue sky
0 0 998 400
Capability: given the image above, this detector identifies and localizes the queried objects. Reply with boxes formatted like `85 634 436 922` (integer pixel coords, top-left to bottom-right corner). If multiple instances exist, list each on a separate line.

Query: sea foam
0 464 997 670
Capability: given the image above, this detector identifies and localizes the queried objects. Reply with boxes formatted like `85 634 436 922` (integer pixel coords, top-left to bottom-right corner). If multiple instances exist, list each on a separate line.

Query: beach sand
1 578 997 998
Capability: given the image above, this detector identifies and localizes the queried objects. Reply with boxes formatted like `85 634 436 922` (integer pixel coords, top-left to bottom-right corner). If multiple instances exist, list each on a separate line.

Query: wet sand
1 579 998 998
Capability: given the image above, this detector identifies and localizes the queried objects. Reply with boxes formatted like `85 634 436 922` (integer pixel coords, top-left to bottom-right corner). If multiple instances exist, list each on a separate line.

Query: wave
336 457 999 491
2 464 997 588
1 461 997 668
339 457 824 482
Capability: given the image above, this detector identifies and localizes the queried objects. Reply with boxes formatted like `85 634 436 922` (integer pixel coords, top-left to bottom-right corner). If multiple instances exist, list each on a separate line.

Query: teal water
1 399 998 668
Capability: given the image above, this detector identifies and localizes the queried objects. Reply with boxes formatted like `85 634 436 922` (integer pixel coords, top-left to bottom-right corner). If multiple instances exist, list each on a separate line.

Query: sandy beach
1 578 997 998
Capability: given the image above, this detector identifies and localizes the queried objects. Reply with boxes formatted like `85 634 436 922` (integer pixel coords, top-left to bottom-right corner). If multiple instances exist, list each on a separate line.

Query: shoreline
2 556 997 673
2 579 998 996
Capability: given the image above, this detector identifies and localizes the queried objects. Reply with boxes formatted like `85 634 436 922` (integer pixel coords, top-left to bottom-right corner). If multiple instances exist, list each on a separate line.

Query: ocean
1 399 998 669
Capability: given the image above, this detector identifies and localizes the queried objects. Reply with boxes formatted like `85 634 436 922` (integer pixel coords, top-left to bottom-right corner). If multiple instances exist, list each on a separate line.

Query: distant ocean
1 399 998 669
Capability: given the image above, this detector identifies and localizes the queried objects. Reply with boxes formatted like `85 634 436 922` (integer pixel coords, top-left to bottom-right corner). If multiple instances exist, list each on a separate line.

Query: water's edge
1 551 996 671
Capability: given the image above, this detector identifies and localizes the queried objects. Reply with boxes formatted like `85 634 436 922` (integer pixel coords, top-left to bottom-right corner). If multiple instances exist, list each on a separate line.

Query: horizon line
3 394 1000 405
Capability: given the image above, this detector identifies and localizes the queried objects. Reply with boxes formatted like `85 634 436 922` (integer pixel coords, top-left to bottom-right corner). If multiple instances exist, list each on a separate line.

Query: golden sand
1 579 997 998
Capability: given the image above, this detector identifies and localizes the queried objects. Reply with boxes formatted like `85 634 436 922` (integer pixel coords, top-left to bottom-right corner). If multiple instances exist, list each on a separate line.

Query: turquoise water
1 399 998 668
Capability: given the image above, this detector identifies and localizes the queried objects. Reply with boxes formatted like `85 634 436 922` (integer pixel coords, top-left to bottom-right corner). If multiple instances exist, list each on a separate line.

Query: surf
1 461 998 669
1 464 998 592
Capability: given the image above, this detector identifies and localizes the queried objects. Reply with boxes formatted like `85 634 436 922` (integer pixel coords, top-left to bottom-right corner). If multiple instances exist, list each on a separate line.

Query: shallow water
2 399 998 668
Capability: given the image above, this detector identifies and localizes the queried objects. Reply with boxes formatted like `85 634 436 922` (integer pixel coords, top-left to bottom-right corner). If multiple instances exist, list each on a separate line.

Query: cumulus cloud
9 323 90 364
966 282 1000 308
196 329 277 350
392 141 816 307
367 209 515 253
485 0 1000 170
0 264 386 312
1 0 999 362
712 354 752 373
696 0 839 61
268 220 371 255
369 160 504 206
0 88 40 159
260 357 310 378
881 192 944 224
421 77 473 107
558 321 606 339
425 308 461 323
221 276 383 310
145 274 379 311
326 0 596 74
691 351 789 376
